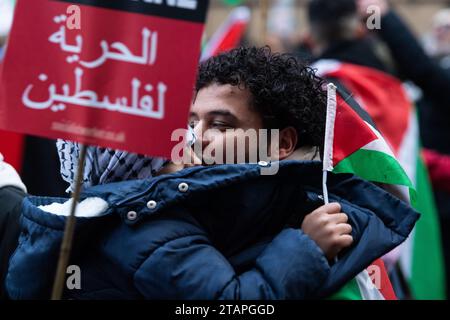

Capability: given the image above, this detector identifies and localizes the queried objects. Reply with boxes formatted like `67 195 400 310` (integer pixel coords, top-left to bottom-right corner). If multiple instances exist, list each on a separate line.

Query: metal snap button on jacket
146 200 157 209
258 161 269 167
127 210 138 221
178 182 189 193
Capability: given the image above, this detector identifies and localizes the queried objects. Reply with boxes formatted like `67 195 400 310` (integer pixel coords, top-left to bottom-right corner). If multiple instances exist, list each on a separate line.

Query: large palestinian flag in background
330 258 397 300
200 6 250 62
315 60 446 300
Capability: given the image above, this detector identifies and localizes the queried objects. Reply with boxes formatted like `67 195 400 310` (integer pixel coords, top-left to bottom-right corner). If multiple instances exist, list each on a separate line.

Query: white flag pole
322 170 329 204
323 83 338 204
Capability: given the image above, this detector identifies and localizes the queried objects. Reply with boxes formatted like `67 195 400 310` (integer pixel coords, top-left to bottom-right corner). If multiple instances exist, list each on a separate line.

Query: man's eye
210 122 230 129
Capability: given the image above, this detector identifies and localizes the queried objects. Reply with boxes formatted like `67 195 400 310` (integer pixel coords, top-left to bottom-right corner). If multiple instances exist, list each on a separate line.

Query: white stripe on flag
356 270 385 300
311 59 341 77
397 111 419 185
361 122 395 157
399 227 415 280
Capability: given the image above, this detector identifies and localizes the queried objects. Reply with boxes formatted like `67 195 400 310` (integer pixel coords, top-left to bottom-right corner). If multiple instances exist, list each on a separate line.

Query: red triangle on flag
369 258 398 300
333 93 378 165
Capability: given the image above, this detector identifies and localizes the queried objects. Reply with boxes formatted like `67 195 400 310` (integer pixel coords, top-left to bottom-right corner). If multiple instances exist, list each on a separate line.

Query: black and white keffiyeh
56 127 196 193
56 140 168 193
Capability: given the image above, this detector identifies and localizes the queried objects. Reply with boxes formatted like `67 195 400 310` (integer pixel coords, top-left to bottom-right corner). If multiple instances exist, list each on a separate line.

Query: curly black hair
195 46 327 148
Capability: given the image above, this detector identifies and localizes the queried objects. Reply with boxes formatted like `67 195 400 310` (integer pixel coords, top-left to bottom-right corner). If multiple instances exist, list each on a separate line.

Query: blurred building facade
206 0 450 46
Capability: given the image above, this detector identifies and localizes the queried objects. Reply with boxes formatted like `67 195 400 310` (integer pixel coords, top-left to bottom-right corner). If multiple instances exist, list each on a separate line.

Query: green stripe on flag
333 149 413 188
328 278 363 300
410 155 446 299
222 0 244 6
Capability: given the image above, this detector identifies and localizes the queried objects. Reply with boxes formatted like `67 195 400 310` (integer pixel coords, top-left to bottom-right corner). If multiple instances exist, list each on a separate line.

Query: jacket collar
77 160 417 238
286 146 321 162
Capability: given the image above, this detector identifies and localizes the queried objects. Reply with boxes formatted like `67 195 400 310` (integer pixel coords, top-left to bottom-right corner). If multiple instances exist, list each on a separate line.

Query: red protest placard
0 0 208 158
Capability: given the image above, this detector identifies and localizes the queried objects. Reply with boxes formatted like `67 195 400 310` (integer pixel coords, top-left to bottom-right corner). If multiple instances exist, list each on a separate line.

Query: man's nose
192 122 209 150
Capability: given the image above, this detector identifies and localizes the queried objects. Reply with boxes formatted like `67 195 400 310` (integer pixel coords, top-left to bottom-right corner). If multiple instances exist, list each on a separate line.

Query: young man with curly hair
4 47 418 300
189 47 326 166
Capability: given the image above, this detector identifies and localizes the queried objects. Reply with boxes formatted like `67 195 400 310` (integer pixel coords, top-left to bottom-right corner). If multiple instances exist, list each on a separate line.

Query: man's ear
356 23 367 38
277 127 298 160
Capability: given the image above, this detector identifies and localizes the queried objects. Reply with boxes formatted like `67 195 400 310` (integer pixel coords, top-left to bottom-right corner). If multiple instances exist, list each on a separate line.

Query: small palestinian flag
322 83 406 300
322 82 414 203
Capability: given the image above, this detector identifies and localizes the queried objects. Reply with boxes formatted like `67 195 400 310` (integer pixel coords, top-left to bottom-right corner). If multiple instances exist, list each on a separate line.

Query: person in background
0 153 26 300
307 0 447 299
424 9 450 70
357 0 450 299
0 0 14 60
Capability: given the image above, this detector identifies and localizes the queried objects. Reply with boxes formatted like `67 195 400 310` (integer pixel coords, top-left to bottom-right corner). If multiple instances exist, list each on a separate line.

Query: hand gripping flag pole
51 144 87 300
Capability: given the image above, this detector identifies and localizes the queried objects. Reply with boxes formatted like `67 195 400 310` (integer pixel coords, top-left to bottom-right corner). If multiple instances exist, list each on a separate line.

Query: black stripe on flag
52 0 209 23
327 77 379 131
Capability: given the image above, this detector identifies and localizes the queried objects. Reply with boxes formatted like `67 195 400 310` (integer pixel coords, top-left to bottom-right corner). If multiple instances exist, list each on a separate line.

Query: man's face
189 83 266 165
